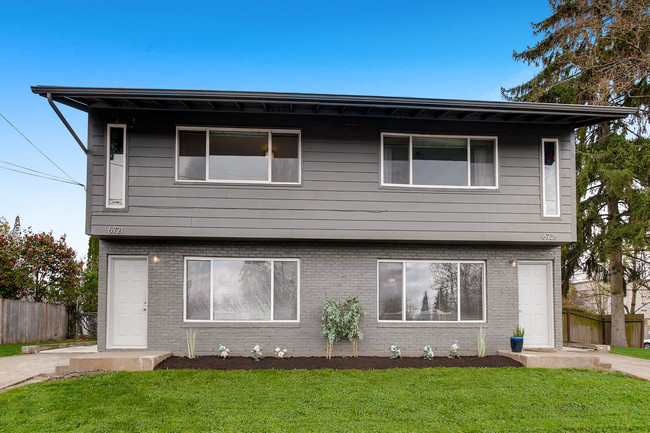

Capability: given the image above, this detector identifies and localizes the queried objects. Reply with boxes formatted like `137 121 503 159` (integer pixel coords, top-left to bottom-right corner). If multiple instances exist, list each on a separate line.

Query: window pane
460 263 484 321
378 262 403 320
212 260 271 320
273 261 298 320
383 136 409 184
543 140 559 215
470 139 495 186
412 137 467 186
186 260 211 320
406 262 457 321
209 131 268 181
271 133 299 183
178 131 206 180
107 126 125 206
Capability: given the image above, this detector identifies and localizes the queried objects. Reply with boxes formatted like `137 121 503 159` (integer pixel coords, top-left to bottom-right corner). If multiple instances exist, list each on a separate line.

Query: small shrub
251 344 263 361
448 340 461 359
389 344 402 359
274 347 288 359
477 327 487 358
186 329 197 359
513 325 525 338
218 344 230 359
342 296 366 357
422 345 434 360
322 298 342 359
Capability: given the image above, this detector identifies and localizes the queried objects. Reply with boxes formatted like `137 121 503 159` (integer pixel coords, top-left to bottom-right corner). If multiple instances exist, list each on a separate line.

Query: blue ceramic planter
510 336 524 352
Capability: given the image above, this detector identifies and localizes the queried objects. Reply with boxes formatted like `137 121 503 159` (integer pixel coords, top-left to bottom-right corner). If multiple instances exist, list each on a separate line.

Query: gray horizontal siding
86 110 576 243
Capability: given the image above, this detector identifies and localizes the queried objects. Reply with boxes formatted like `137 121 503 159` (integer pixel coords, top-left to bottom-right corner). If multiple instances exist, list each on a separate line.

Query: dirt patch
155 355 522 371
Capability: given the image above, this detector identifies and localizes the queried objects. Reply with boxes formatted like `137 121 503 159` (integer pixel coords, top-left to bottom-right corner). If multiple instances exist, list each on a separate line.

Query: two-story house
33 86 633 355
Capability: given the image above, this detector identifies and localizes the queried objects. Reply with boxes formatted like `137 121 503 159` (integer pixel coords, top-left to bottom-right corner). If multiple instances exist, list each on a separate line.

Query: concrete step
498 350 611 371
54 351 171 375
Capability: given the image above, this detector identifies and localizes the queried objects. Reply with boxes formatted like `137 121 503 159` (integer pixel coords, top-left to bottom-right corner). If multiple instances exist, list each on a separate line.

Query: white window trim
541 138 561 217
183 257 300 323
376 259 487 323
380 132 499 189
175 126 302 185
105 124 127 209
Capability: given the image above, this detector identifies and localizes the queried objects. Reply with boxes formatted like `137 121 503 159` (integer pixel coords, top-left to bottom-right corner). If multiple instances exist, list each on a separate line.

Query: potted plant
510 326 525 352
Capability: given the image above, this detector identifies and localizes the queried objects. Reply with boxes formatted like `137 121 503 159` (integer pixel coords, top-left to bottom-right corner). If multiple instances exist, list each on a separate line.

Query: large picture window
377 260 485 322
176 128 301 184
106 124 126 208
184 258 299 322
381 133 497 188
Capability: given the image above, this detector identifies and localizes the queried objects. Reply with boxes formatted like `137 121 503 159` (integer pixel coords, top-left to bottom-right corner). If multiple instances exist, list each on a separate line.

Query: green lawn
0 340 95 357
611 347 650 360
0 368 648 432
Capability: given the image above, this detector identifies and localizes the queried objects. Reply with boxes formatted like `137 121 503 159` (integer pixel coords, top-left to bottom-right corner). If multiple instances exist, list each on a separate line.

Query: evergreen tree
503 0 650 347
11 216 21 242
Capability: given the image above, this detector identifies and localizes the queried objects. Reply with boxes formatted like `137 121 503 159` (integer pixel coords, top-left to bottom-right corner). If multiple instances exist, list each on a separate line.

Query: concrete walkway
0 346 170 392
499 348 650 381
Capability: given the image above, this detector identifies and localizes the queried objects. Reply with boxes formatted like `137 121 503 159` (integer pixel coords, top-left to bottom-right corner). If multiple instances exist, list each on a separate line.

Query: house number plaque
542 233 558 240
107 226 124 234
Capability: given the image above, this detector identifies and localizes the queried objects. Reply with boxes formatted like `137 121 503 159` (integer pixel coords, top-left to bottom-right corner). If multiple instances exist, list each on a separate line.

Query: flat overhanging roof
31 85 635 127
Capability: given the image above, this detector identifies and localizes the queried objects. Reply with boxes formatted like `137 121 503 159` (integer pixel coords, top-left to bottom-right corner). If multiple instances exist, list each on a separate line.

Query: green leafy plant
422 345 434 360
448 340 461 359
322 298 342 359
513 326 525 338
217 344 230 359
342 296 366 357
389 344 401 359
186 329 197 359
477 327 487 358
251 344 263 361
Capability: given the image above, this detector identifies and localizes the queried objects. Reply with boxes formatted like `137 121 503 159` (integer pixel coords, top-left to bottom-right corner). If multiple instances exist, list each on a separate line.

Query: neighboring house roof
31 86 635 128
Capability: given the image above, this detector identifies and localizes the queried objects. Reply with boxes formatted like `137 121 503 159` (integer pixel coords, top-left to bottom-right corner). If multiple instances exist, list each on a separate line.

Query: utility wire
0 158 76 183
0 165 82 186
0 111 83 185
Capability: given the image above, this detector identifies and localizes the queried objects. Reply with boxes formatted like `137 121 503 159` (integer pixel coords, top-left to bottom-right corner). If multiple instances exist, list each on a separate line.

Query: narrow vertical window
542 139 560 217
106 124 126 208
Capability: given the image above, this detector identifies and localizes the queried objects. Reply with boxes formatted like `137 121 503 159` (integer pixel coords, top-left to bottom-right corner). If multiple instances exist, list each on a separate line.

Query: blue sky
0 1 549 258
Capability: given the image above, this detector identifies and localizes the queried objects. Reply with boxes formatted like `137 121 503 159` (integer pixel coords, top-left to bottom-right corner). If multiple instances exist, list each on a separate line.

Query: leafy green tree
503 0 650 347
79 235 99 312
20 230 82 303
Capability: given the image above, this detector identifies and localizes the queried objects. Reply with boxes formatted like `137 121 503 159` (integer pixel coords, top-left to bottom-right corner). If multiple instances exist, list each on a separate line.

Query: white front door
518 262 554 348
108 257 148 349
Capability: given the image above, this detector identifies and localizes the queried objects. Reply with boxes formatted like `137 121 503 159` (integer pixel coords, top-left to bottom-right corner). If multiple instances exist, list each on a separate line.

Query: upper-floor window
381 133 498 188
106 124 126 208
176 127 301 184
541 138 560 217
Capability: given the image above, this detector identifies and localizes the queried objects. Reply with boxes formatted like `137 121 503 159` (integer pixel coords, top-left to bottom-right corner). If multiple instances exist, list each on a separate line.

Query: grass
0 368 648 432
610 347 650 360
0 340 95 358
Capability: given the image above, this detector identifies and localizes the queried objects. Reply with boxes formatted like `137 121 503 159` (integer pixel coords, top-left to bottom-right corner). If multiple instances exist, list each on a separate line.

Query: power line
0 158 78 184
0 111 83 185
0 165 82 186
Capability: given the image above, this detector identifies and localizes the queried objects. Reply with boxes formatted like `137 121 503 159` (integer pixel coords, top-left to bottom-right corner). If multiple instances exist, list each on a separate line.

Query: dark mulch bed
155 355 522 371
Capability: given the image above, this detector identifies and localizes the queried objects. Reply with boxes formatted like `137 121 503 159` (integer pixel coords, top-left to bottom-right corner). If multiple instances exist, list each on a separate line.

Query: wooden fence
562 308 644 348
0 299 67 344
